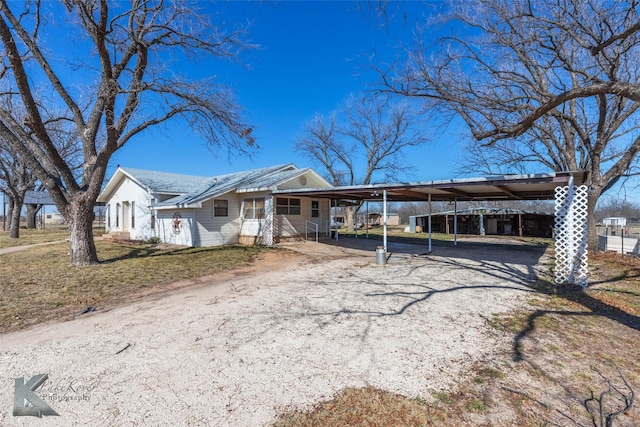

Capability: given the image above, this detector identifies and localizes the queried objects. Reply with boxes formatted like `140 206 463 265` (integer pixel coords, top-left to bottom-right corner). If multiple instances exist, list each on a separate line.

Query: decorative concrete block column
554 176 589 287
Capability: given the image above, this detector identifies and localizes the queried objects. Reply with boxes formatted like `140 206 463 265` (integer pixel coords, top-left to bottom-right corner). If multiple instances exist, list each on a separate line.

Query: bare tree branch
0 0 256 264
296 93 429 230
383 0 640 252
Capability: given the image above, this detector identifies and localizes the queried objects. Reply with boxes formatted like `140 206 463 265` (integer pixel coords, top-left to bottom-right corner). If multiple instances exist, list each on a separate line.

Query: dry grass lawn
0 239 265 332
0 227 69 248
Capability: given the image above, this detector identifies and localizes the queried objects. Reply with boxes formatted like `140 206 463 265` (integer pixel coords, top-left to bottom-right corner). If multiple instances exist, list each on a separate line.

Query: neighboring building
44 212 65 224
603 217 627 227
97 164 333 246
409 208 554 237
367 212 401 227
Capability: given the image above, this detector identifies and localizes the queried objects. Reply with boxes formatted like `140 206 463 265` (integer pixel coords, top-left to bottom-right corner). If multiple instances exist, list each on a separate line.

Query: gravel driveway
0 239 547 426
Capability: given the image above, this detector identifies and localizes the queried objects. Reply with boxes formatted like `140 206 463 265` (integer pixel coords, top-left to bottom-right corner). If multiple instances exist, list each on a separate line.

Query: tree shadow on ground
513 279 640 362
100 246 201 263
100 243 257 263
300 243 547 320
286 239 639 426
506 277 640 426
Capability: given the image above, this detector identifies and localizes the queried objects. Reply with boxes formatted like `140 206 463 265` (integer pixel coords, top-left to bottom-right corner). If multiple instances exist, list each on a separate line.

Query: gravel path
0 240 545 426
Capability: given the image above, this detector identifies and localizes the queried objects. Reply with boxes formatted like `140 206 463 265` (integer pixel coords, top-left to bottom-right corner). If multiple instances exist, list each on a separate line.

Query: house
97 164 333 246
44 212 65 225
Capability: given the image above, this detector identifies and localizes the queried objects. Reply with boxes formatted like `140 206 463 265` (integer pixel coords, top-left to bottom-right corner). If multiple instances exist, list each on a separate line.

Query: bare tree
0 1 255 265
297 93 429 230
0 145 36 238
382 0 640 251
396 201 429 224
595 197 640 222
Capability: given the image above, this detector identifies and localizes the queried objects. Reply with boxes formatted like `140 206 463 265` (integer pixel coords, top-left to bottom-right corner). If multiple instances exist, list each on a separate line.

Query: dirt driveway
0 238 548 426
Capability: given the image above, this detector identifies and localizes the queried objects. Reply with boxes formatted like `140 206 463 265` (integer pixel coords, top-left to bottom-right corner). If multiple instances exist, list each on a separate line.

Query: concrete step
102 231 130 241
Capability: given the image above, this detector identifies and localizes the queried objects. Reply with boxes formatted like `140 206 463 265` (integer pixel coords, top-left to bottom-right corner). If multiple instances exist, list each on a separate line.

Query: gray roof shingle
121 167 212 194
125 164 299 207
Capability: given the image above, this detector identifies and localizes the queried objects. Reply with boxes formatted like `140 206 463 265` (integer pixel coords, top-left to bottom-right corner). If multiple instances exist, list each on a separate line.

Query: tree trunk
5 197 13 231
10 196 23 238
586 189 601 253
26 204 41 229
68 201 98 265
344 206 357 232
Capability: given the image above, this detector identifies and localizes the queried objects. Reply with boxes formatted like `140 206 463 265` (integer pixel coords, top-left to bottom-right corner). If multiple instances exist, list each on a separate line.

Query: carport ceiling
274 171 588 203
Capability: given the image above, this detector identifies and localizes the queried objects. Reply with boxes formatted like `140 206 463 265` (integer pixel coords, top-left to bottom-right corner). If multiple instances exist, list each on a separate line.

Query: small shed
410 208 554 238
603 217 627 227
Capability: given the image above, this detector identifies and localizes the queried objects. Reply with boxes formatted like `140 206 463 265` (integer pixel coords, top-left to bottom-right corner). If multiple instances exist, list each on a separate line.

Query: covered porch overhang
274 171 587 203
274 170 590 286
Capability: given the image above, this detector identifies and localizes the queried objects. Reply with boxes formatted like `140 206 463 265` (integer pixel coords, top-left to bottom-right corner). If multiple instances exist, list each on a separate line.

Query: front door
122 202 130 231
310 200 320 220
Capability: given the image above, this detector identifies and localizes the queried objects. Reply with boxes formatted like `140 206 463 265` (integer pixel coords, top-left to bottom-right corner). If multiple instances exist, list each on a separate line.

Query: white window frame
243 197 265 219
214 199 229 217
276 197 301 215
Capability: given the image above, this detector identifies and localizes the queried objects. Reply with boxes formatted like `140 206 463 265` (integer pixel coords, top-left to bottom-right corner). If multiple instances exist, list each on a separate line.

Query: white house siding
193 195 242 247
275 175 331 235
239 193 271 245
276 172 330 190
105 177 154 240
273 197 330 241
157 209 194 246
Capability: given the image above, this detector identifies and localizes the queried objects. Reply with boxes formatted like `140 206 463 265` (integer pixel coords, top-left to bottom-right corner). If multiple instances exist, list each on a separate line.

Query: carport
274 171 589 286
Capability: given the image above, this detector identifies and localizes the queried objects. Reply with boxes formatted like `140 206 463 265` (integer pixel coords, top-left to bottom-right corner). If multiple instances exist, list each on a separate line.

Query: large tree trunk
344 206 357 232
586 190 600 254
68 200 98 265
26 204 41 229
5 196 13 231
9 196 23 238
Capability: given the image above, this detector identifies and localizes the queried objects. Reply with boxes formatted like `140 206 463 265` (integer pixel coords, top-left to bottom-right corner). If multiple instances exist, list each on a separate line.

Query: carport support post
518 213 523 237
366 201 369 238
454 199 458 246
428 193 432 253
333 199 338 241
383 190 388 252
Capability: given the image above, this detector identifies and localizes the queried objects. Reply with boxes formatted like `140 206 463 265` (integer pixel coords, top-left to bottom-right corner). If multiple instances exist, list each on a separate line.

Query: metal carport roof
273 171 588 202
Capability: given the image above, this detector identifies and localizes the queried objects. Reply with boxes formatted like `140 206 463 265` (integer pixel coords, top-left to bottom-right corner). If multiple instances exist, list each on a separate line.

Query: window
243 198 265 219
131 201 135 228
214 199 229 217
115 203 120 227
311 200 319 218
276 198 301 215
107 204 111 227
151 214 155 230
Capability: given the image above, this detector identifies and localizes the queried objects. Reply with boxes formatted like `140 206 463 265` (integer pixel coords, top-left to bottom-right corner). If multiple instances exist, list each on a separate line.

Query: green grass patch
339 225 552 248
465 399 487 413
431 391 453 405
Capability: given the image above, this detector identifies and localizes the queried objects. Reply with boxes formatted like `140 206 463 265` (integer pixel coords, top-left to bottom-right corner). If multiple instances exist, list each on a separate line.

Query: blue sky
110 1 464 182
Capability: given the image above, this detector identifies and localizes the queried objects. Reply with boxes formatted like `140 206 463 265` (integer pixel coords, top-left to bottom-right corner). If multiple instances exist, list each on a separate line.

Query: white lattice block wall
554 180 589 286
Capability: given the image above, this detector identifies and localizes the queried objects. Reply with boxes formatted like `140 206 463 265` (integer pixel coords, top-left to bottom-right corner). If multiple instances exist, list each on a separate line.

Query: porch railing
305 220 319 242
